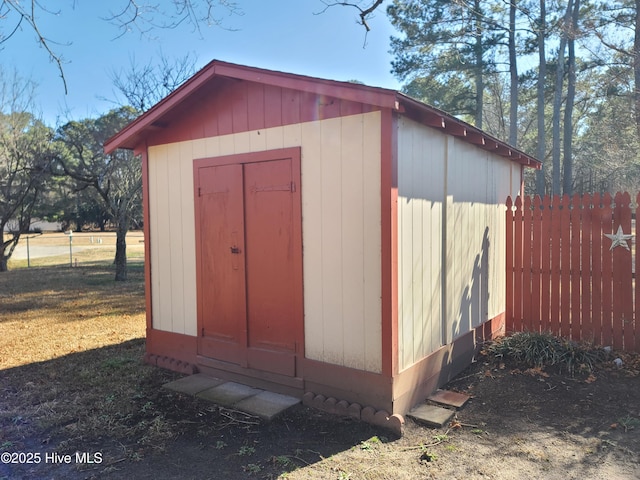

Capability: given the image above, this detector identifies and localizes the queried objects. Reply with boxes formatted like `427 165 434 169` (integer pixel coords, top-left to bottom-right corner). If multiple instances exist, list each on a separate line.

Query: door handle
230 246 241 254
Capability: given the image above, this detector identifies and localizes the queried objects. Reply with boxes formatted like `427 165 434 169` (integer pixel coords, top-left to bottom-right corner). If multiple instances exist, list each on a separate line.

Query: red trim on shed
140 147 152 334
380 109 398 378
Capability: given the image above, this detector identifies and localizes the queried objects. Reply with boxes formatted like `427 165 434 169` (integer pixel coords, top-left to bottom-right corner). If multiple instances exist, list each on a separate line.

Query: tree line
0 57 195 278
386 0 640 196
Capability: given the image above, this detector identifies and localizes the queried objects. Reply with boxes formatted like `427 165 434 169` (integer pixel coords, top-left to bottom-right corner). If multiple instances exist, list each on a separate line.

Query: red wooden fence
506 192 639 352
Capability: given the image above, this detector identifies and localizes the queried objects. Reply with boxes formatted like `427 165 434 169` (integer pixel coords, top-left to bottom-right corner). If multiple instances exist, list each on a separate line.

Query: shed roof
104 60 541 169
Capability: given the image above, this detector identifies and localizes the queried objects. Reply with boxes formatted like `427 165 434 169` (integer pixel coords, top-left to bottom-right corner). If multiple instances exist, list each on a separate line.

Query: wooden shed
105 60 540 431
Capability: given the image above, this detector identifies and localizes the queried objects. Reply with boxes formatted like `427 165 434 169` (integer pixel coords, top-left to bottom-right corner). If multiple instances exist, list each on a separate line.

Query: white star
604 225 634 251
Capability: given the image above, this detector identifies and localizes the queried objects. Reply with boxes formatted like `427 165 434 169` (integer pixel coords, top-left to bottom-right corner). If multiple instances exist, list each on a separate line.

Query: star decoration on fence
604 225 634 251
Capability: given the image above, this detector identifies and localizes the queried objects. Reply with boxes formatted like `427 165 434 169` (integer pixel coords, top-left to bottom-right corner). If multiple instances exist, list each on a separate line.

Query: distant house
3 219 61 233
105 60 540 432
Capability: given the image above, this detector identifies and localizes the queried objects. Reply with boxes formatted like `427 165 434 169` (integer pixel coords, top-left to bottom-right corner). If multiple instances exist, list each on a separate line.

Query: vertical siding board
340 99 364 117
167 143 185 334
203 91 219 138
180 142 198 336
232 131 252 155
153 147 173 332
300 120 324 363
580 195 594 344
569 195 582 342
231 81 249 133
601 192 614 348
249 130 267 152
204 135 221 158
362 112 382 372
247 83 265 132
430 146 444 353
398 122 414 368
411 154 425 361
148 148 161 332
263 85 283 128
320 117 344 366
559 195 572 339
298 91 317 123
264 126 285 150
282 88 301 125
339 114 366 370
282 123 302 149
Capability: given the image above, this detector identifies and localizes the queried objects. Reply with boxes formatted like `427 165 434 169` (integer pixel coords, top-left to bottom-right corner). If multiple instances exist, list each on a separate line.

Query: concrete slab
163 374 226 396
408 404 455 428
196 382 262 407
234 391 301 421
427 389 470 409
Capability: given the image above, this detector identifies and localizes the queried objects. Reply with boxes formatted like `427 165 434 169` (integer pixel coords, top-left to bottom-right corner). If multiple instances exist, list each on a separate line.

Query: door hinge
291 181 296 193
201 327 204 337
198 187 202 197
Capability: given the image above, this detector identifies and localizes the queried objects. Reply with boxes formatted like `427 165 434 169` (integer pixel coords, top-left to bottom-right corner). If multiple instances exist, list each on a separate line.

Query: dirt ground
2 346 639 480
1 264 640 479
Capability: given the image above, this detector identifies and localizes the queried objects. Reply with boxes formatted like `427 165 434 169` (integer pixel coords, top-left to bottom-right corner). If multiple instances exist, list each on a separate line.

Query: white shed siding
397 117 518 370
147 111 382 373
397 119 445 369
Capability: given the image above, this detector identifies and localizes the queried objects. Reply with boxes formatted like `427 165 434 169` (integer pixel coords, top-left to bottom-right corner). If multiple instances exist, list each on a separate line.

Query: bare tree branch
1 0 69 94
0 1 241 95
317 0 385 32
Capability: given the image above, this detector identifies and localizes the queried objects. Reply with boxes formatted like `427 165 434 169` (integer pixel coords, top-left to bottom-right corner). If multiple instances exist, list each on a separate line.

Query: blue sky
2 1 401 126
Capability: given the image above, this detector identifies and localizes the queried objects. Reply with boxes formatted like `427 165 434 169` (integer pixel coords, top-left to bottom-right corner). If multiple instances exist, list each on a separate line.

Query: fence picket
591 193 603 345
601 193 614 349
616 192 633 351
560 195 572 339
523 196 534 331
550 195 562 336
506 196 515 333
570 194 582 342
514 196 524 331
531 195 543 333
580 194 593 344
541 195 553 334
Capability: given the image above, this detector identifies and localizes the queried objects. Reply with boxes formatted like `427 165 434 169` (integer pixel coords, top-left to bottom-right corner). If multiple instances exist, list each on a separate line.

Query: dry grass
1 238 146 369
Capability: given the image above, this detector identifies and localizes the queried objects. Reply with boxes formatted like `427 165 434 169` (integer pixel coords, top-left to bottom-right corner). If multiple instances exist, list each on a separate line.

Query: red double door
194 149 303 377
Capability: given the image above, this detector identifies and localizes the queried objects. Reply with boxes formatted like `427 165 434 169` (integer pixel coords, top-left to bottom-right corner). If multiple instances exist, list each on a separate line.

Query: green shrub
485 331 606 374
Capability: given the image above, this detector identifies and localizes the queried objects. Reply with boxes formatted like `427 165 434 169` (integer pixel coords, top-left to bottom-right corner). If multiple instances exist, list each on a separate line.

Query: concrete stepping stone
196 382 262 407
163 376 301 422
163 373 225 396
234 391 301 421
427 389 470 409
407 404 455 428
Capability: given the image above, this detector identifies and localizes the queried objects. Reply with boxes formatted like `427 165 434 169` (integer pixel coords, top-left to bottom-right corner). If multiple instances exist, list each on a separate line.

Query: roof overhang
395 93 541 169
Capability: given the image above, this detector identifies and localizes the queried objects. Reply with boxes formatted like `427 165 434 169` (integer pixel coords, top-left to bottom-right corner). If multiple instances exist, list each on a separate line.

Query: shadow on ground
0 339 385 480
